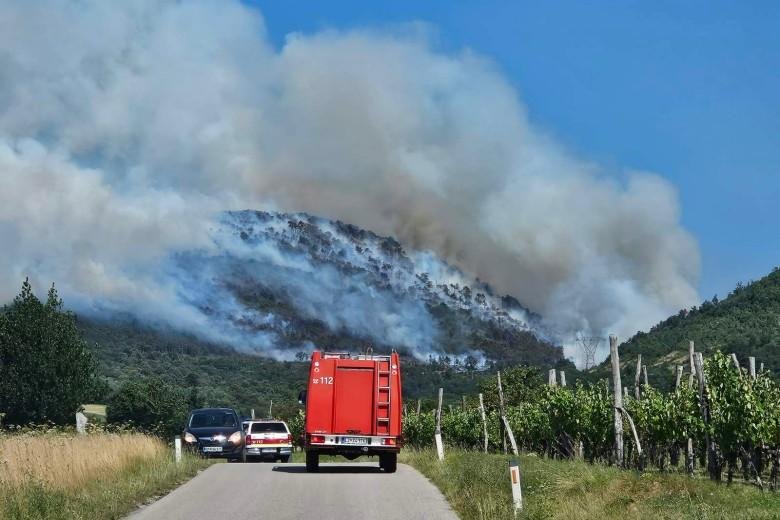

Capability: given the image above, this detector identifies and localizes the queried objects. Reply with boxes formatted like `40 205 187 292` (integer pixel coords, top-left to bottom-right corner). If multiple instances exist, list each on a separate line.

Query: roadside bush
107 377 188 438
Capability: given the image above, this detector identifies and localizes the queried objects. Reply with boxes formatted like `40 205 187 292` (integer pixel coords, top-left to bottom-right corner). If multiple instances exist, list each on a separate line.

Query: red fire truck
302 351 403 473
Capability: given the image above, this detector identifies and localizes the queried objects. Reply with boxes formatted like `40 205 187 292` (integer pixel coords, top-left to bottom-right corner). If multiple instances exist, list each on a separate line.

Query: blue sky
251 0 780 301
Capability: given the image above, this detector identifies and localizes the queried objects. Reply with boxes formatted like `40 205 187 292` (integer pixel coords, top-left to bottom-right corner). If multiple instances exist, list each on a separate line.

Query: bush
107 377 188 438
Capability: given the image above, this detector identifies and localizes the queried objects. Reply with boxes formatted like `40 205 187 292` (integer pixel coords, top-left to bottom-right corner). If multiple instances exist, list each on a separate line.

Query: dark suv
182 408 246 462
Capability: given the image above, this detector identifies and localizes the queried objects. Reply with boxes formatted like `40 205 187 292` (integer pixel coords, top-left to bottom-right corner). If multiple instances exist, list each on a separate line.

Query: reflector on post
509 459 522 512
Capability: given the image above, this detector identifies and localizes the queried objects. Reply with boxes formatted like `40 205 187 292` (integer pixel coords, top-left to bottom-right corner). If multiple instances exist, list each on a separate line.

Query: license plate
202 446 222 453
261 448 277 453
342 437 368 445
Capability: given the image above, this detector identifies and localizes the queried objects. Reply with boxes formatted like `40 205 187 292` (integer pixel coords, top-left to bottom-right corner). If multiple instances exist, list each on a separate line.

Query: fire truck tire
379 453 397 473
305 451 319 472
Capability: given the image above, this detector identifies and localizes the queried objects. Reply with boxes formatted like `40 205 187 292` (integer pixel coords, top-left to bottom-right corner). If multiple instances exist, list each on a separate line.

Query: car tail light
311 435 325 444
382 437 396 446
286 434 293 443
245 435 253 445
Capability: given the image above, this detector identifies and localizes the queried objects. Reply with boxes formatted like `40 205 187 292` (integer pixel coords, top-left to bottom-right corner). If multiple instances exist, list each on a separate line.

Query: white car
244 420 293 462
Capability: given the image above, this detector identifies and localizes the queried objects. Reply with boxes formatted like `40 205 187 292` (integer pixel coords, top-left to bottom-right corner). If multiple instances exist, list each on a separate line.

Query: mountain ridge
592 266 780 388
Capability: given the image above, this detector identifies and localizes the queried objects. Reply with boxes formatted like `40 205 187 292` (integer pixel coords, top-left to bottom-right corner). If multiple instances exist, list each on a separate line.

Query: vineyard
401 349 780 489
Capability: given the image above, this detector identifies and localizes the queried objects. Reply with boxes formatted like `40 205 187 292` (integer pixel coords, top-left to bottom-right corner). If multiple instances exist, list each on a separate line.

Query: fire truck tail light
382 437 396 446
311 435 326 444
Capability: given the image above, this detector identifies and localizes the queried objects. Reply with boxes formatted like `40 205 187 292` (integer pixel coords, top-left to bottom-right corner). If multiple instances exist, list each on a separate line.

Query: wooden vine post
642 365 648 387
675 365 683 390
634 354 642 400
688 341 696 388
609 334 624 467
478 393 489 453
416 399 421 414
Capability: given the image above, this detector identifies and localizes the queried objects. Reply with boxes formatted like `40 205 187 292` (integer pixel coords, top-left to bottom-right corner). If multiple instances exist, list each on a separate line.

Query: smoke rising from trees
0 0 700 363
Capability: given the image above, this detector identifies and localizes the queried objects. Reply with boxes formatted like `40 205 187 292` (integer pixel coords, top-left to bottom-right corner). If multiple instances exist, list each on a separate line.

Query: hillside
0 208 578 421
79 316 511 418
594 267 780 388
162 210 562 367
71 209 574 414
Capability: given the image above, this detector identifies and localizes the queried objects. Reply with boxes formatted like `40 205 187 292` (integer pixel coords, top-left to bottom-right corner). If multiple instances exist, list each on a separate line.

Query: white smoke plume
0 0 700 364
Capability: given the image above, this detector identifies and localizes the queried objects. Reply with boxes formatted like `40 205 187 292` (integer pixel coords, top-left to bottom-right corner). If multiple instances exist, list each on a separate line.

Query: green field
400 449 780 520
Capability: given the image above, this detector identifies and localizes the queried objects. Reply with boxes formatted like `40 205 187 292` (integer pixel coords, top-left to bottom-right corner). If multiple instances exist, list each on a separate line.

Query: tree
479 365 543 410
185 373 202 410
108 376 188 437
0 279 99 425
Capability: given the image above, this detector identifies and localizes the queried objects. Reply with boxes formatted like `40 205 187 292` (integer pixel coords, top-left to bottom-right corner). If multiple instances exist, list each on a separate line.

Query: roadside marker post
174 436 182 463
435 387 445 461
509 459 523 514
435 432 444 461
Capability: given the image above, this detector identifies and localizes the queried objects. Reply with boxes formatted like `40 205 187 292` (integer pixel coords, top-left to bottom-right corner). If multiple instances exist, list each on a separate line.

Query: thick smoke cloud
0 0 700 363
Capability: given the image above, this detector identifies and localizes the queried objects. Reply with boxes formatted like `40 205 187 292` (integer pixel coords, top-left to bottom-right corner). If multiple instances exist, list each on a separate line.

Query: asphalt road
128 461 458 520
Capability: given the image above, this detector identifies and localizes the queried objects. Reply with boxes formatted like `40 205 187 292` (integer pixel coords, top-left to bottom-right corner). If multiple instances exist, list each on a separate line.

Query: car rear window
190 412 237 428
250 422 288 434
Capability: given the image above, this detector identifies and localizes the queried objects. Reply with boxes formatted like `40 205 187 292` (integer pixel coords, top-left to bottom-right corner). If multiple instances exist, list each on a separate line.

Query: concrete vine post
730 353 741 375
479 393 489 453
609 334 624 467
416 399 421 414
496 371 518 455
559 370 567 387
749 357 757 380
548 369 557 386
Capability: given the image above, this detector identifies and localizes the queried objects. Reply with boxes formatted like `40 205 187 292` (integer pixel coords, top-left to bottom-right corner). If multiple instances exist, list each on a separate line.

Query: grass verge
0 432 210 520
400 449 780 520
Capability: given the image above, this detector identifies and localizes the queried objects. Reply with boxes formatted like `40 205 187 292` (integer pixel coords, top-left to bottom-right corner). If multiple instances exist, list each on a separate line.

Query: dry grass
0 432 163 490
0 431 210 520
